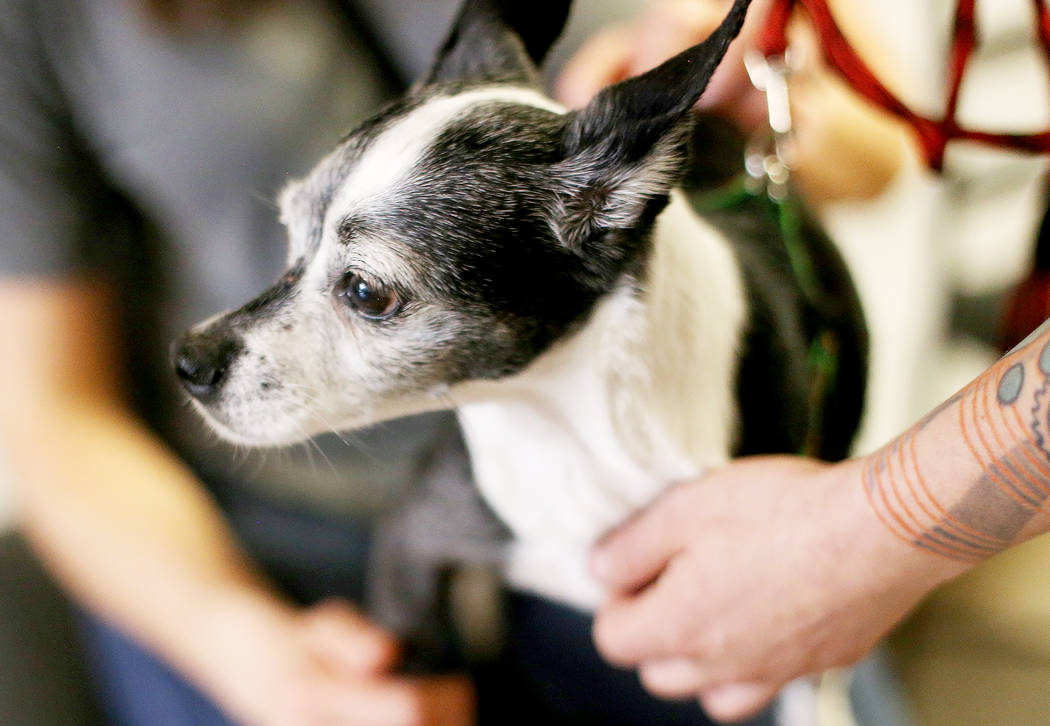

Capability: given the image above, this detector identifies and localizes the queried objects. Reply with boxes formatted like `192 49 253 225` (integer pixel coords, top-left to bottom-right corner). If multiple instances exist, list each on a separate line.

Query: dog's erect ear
552 0 752 249
424 0 572 86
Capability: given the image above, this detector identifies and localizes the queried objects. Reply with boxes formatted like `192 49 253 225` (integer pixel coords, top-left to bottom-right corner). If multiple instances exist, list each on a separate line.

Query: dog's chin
188 389 455 449
188 400 322 449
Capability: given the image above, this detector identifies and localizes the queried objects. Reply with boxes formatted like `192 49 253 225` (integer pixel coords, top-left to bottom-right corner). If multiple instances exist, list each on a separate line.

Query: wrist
833 455 974 594
178 584 299 724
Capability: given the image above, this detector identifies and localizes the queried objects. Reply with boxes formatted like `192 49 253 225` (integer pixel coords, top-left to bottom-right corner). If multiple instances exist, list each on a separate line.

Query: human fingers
591 484 690 594
554 23 635 108
591 556 711 667
700 681 780 723
638 661 780 722
309 673 475 726
302 598 401 675
638 657 710 699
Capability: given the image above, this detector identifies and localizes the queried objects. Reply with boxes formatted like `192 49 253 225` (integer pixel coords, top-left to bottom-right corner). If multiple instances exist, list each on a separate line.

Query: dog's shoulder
682 116 868 460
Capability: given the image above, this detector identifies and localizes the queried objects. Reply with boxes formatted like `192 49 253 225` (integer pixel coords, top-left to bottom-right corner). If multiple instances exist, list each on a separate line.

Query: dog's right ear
423 0 572 86
550 0 752 250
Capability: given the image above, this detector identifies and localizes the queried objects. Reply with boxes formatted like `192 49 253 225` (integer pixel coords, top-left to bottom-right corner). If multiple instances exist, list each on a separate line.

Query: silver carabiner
744 51 797 200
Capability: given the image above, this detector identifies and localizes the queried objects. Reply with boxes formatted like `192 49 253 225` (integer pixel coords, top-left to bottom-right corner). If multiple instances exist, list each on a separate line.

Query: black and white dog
173 0 864 662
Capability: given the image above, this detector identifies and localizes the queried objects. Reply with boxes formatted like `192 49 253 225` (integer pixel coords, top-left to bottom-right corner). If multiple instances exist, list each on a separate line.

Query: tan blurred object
777 0 913 204
891 532 1050 726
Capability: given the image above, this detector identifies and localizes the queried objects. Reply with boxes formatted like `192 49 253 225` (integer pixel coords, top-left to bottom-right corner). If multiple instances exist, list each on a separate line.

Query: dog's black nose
170 333 240 402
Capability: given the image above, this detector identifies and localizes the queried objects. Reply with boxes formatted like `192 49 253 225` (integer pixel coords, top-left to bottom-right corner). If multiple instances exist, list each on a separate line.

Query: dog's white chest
452 194 747 609
458 393 698 609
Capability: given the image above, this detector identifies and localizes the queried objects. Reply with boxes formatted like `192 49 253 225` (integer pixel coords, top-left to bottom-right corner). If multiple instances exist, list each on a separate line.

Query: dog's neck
452 191 747 607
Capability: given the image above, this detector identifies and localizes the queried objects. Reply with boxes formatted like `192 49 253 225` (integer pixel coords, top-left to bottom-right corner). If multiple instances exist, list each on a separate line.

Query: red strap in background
756 0 1050 170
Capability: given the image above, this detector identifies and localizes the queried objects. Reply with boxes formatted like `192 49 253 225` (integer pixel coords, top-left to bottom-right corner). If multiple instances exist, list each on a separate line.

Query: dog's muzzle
170 330 242 403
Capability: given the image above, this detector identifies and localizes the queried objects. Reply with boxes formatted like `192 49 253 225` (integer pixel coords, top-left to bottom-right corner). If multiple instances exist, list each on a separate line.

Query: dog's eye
339 274 401 320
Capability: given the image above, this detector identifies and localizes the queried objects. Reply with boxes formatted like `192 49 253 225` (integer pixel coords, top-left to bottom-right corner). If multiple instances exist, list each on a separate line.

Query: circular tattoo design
998 363 1025 405
1040 342 1050 377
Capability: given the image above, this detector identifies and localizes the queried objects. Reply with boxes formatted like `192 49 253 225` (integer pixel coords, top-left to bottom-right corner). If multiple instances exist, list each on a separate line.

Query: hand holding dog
593 319 1050 720
206 596 475 726
590 456 966 722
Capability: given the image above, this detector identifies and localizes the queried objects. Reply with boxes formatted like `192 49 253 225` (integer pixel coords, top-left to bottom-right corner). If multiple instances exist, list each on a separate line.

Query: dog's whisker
438 389 459 415
305 435 340 478
289 435 316 474
283 384 359 450
249 188 280 212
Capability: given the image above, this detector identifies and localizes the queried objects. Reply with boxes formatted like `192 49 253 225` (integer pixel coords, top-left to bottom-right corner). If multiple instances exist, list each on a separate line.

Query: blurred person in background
0 0 557 724
0 0 483 724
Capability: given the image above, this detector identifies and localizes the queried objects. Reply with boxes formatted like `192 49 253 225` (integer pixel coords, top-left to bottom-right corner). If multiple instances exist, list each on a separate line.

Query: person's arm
589 319 1050 723
0 279 474 726
555 0 909 204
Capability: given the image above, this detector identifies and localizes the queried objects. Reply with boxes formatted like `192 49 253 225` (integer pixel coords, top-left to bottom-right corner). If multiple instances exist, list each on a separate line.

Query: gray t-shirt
0 0 462 515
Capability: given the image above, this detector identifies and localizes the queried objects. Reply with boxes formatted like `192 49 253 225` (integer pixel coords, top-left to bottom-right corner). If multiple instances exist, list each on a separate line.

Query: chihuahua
173 0 864 622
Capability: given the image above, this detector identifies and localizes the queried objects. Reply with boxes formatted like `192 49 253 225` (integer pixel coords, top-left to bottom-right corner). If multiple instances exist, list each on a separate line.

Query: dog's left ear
424 0 572 86
553 0 752 249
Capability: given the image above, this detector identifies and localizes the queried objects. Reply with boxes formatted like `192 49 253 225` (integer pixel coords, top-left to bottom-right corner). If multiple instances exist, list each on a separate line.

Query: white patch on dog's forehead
325 87 565 225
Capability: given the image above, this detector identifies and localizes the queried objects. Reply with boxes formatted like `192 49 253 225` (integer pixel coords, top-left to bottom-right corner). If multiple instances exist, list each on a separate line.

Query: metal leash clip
743 50 797 201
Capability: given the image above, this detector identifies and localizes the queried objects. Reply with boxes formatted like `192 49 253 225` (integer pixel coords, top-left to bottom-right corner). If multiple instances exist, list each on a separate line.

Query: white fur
452 191 747 608
278 86 564 264
326 87 564 218
553 133 687 249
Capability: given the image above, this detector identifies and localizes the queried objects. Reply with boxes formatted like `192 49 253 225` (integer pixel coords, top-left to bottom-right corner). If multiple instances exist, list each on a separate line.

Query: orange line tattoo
863 318 1050 561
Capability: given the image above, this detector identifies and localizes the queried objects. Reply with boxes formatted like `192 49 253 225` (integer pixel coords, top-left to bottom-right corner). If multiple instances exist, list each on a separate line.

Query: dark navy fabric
80 616 238 726
500 593 774 726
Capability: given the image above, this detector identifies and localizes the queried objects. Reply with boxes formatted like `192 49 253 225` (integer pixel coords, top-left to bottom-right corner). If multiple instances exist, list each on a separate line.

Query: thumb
302 599 401 674
591 484 688 593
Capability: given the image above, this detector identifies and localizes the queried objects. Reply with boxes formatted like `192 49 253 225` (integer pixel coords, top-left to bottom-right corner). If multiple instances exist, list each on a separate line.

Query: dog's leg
366 427 510 672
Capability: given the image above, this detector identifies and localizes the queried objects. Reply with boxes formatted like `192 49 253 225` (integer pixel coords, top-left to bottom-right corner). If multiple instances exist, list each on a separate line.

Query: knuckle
662 480 692 509
653 602 693 650
695 626 730 661
662 484 700 530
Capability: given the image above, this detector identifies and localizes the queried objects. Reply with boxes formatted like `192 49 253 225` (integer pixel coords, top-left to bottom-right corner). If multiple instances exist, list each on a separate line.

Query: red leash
755 0 1050 170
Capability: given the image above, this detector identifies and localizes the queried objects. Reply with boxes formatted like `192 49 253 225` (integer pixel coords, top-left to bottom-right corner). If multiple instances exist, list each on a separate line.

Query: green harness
692 173 842 457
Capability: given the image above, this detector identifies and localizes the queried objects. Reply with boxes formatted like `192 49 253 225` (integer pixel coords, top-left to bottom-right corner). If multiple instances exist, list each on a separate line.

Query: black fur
425 0 571 86
565 0 751 149
684 116 867 460
375 102 651 380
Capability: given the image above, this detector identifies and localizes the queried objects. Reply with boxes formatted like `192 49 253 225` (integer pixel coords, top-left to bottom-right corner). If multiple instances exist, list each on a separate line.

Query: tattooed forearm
864 318 1050 561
